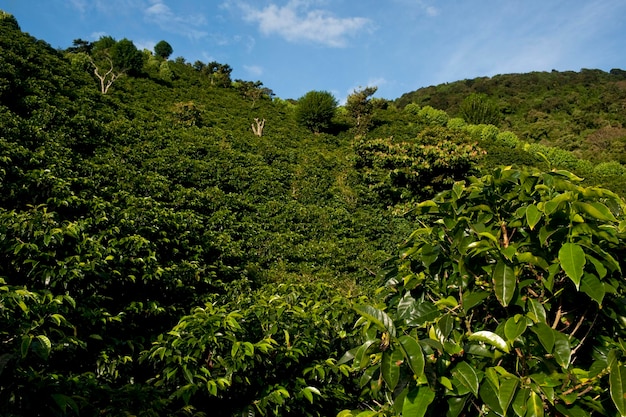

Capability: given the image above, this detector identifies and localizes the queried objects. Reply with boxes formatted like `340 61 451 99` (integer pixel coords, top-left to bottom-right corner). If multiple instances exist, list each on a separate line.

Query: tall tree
459 93 501 125
345 86 377 134
111 38 143 76
295 90 337 133
85 37 143 93
154 40 173 59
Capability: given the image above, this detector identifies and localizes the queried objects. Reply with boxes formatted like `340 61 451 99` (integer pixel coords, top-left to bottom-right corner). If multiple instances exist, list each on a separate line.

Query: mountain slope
396 69 626 164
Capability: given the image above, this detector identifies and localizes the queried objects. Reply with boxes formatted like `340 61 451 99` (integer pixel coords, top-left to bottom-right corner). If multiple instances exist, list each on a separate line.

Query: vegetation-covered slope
396 69 626 164
3 10 626 417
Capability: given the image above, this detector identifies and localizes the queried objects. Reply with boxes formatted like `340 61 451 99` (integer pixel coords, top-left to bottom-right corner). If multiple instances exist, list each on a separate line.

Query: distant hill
396 69 626 164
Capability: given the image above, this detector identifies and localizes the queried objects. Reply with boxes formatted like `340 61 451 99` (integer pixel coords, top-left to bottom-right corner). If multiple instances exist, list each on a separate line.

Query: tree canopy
154 40 173 59
295 90 338 133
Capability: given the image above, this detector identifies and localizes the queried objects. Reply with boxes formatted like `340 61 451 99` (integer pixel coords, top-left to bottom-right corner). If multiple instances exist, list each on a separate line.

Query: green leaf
468 331 510 353
20 335 32 358
381 349 403 390
498 378 519 415
403 385 435 417
526 390 544 417
462 290 489 313
34 335 51 360
354 305 396 337
451 361 480 397
182 365 194 384
512 388 529 417
553 332 571 369
586 254 607 279
531 323 555 354
526 299 547 324
446 395 468 417
558 243 586 289
493 261 516 307
610 364 626 417
580 273 605 306
398 335 425 378
573 201 617 222
504 316 527 341
515 252 549 270
479 379 503 415
51 393 79 414
397 291 417 320
407 301 440 326
525 205 542 230
301 386 320 404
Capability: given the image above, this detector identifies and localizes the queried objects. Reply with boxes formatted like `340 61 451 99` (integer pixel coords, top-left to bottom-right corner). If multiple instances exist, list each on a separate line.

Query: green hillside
2 11 626 417
396 69 626 164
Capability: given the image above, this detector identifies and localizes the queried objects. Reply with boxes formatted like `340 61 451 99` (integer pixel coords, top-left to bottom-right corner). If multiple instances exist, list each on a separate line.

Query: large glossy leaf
526 299 547 324
504 316 527 341
33 335 51 360
515 252 550 270
468 331 510 353
407 300 440 326
512 388 530 417
525 205 542 230
397 291 417 320
526 390 544 417
403 385 435 417
451 361 480 397
553 332 571 369
580 273 605 306
493 261 516 307
558 243 585 289
573 201 617 222
479 379 503 416
498 378 519 415
446 395 468 417
462 290 489 313
531 323 555 354
381 349 403 390
398 335 424 378
610 363 626 416
354 305 396 337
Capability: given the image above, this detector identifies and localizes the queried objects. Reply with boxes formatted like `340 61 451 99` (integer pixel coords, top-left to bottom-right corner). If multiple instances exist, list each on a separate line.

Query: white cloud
90 31 108 40
424 6 439 17
244 65 264 77
134 40 157 52
69 0 88 13
233 1 371 47
144 1 208 40
391 0 439 18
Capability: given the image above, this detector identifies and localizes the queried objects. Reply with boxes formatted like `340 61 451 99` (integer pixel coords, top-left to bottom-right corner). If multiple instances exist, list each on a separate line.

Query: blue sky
3 0 626 102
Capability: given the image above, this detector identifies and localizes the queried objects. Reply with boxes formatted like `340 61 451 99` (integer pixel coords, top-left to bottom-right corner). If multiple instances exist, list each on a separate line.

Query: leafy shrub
341 167 626 416
353 128 482 205
144 282 361 416
417 106 449 127
496 131 521 148
594 161 626 177
446 117 466 130
403 103 421 116
459 93 501 125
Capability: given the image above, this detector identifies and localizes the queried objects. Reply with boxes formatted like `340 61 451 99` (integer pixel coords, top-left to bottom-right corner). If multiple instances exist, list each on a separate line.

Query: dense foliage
342 167 626 416
396 69 626 165
295 90 338 133
2 10 626 416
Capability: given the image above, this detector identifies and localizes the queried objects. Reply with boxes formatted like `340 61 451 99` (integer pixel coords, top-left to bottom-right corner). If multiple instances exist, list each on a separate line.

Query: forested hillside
396 69 626 164
2 10 626 417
